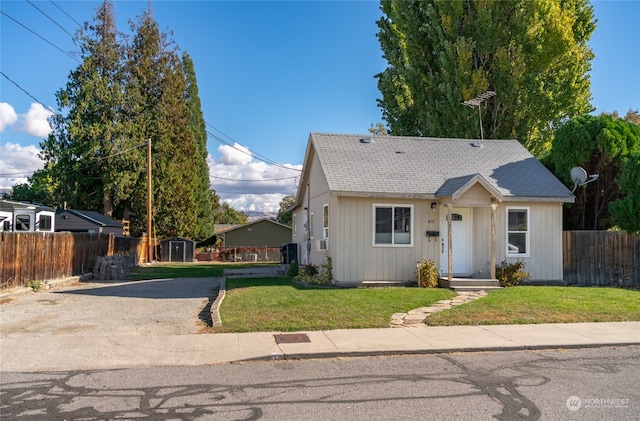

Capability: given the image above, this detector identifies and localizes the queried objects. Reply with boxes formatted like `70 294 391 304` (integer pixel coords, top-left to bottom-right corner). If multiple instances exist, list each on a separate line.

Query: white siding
332 197 439 285
495 202 564 281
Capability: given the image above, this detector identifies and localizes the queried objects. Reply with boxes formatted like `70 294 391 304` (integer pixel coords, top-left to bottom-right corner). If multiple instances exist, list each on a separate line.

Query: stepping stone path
390 290 489 327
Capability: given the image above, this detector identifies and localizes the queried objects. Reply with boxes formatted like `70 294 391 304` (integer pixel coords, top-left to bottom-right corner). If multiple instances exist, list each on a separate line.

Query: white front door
440 207 470 275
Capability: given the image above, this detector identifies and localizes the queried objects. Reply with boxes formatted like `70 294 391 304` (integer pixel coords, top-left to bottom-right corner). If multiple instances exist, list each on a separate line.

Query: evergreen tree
41 0 140 215
183 52 214 241
376 0 596 155
125 9 198 238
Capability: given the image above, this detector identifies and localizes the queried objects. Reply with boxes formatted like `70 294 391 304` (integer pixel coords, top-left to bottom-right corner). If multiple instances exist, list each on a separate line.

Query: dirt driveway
0 277 220 338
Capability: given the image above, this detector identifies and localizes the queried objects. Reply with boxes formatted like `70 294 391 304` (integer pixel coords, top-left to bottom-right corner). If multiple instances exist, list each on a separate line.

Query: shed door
440 207 470 275
170 241 185 262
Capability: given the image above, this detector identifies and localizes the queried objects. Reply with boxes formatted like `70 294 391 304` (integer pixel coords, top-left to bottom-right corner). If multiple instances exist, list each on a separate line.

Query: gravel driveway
0 278 221 338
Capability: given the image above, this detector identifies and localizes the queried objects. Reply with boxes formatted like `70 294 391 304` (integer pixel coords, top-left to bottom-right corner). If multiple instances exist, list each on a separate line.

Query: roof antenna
570 166 599 193
463 90 496 141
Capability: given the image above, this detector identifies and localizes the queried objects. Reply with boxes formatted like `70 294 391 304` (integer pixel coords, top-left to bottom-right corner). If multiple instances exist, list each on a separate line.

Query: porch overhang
437 174 501 283
434 173 503 203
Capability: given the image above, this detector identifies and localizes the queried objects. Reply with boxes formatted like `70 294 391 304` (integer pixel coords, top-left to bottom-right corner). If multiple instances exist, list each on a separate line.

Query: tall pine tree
41 0 214 240
183 52 214 241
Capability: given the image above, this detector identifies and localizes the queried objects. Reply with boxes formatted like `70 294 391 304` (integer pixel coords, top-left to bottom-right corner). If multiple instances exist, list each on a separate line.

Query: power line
0 71 56 113
49 0 82 28
95 142 147 162
205 127 301 172
0 10 80 63
210 174 298 182
27 0 76 40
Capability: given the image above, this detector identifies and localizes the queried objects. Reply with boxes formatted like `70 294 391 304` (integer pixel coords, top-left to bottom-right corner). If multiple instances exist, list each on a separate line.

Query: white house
0 199 56 232
290 133 574 287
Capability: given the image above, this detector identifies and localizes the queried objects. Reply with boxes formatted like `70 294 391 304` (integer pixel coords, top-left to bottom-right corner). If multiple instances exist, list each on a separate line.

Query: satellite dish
570 167 588 185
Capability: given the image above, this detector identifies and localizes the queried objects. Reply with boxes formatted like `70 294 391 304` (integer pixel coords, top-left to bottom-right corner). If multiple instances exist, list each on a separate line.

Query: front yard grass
128 262 275 280
425 286 640 326
211 278 456 333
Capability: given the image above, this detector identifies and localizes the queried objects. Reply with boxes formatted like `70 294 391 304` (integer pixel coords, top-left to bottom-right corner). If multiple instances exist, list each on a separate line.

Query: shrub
495 260 529 287
416 258 439 288
287 260 299 277
295 258 333 286
26 280 42 292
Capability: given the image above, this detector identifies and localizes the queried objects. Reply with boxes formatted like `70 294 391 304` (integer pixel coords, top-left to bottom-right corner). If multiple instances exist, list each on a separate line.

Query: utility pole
147 137 153 263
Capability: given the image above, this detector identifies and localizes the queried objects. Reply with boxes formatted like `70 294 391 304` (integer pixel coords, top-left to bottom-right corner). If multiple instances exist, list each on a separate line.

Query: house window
507 207 529 256
310 212 315 239
374 204 412 246
2 219 10 231
15 214 31 231
323 204 329 239
38 215 52 231
292 214 297 236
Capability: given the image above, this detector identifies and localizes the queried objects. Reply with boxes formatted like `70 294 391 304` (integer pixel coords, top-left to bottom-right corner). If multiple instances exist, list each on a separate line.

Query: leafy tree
276 194 296 225
375 0 595 155
7 169 57 206
211 190 248 225
368 123 388 136
547 115 640 230
608 152 640 233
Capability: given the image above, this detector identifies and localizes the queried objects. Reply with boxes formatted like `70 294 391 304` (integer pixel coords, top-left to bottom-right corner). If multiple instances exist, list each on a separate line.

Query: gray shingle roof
57 209 123 227
309 133 574 201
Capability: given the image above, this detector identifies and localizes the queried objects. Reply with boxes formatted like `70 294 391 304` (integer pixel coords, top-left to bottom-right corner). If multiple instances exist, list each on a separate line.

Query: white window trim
310 212 315 240
506 206 530 257
372 203 414 247
322 204 329 239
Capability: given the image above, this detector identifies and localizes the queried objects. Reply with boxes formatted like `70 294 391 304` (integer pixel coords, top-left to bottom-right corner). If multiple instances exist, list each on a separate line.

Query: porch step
439 278 502 291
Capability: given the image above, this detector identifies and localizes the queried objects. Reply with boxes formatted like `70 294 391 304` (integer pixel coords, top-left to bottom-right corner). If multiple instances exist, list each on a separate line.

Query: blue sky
1 0 639 212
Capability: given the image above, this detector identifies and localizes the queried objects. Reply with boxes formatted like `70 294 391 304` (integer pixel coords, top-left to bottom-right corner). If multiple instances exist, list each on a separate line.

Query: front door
440 207 470 275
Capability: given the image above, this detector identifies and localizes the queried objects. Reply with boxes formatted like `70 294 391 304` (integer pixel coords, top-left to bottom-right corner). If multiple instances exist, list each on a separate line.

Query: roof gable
305 133 574 202
436 173 503 202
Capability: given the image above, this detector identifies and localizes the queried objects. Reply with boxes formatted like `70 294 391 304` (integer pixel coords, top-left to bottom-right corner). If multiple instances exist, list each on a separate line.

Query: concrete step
439 278 502 290
361 280 416 288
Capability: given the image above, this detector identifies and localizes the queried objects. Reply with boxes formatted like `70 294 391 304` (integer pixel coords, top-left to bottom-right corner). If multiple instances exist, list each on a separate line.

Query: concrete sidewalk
2 322 638 372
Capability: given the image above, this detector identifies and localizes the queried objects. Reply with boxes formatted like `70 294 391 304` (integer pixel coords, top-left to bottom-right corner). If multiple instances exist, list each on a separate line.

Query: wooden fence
0 232 142 289
563 231 640 286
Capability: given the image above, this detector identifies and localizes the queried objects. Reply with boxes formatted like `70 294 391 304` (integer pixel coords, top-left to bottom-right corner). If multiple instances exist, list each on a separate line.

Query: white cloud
0 143 45 190
207 147 302 212
218 143 253 165
20 103 53 138
0 102 53 138
0 102 19 132
0 137 303 213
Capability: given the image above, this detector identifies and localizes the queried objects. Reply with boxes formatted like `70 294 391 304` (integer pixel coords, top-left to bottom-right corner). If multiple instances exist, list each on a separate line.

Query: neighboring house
56 209 124 236
291 133 575 286
0 199 55 232
218 219 292 247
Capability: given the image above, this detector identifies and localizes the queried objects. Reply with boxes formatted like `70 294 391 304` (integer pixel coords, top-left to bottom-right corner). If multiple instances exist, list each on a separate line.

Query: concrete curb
210 277 226 327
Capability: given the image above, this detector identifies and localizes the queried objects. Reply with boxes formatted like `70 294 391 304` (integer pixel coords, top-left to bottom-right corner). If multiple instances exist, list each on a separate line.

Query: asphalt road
1 347 638 420
0 277 220 337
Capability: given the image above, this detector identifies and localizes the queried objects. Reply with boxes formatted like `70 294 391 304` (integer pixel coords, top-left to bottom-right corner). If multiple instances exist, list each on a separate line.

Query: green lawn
425 286 640 326
211 278 456 333
127 262 276 280
126 264 640 331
